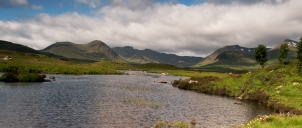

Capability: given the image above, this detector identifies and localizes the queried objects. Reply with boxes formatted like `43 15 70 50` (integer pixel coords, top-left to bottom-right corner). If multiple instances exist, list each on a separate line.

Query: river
0 71 273 127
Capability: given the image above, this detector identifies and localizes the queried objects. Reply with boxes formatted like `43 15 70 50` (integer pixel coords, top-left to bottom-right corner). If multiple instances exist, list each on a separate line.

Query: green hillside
194 39 298 72
0 50 134 74
0 40 39 54
194 45 258 67
41 40 125 62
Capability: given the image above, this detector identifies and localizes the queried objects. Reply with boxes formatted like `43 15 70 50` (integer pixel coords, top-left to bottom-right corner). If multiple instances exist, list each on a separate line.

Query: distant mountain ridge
0 40 39 54
195 39 298 71
112 46 204 67
194 45 261 67
41 40 124 62
1 38 299 70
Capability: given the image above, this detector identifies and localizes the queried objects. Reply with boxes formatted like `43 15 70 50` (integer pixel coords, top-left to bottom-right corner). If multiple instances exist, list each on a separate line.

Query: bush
0 71 45 82
0 72 18 82
173 121 189 128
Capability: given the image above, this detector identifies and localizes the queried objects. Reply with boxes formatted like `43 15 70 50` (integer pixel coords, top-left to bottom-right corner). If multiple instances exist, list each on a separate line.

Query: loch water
0 72 273 127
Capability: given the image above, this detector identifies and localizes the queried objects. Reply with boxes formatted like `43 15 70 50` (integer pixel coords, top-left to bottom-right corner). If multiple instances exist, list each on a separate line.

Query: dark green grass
0 50 135 74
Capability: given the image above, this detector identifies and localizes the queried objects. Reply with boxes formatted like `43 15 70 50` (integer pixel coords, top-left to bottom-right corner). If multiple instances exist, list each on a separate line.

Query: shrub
154 121 167 128
278 43 289 64
0 71 45 82
254 44 268 69
173 121 189 128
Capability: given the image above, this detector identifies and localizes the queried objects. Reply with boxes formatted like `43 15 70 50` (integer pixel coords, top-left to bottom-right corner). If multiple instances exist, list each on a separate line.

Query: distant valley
112 46 204 67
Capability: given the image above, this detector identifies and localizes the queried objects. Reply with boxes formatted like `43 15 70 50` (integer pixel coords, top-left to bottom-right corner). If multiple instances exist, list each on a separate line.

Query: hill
0 49 134 74
194 45 261 67
41 40 124 62
0 40 39 54
267 39 298 60
194 39 299 72
112 46 203 67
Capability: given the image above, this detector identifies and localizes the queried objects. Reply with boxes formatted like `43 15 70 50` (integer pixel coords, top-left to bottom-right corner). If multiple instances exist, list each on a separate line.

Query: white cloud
76 0 101 8
9 0 28 6
30 5 43 10
0 0 302 57
0 0 43 10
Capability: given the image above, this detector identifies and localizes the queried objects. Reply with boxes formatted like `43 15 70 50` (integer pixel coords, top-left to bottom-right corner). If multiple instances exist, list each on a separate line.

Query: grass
171 61 302 113
167 60 302 128
136 61 302 128
0 50 136 75
0 71 45 82
154 121 189 128
122 98 162 108
239 114 302 128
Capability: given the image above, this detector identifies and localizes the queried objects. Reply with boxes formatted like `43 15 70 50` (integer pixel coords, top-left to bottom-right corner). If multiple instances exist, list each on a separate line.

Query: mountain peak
87 40 105 46
269 39 298 51
41 40 123 62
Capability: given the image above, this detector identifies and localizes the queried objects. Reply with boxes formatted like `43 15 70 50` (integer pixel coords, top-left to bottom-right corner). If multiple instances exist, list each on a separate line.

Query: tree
297 37 302 73
254 44 268 69
278 43 289 64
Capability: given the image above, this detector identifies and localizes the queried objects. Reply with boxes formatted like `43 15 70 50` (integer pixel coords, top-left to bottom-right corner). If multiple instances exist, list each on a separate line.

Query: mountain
112 46 204 67
194 45 260 67
195 39 299 72
41 40 124 62
268 39 298 60
0 40 39 54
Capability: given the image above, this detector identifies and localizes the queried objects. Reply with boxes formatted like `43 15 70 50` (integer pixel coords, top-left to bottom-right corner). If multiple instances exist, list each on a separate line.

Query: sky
0 0 302 57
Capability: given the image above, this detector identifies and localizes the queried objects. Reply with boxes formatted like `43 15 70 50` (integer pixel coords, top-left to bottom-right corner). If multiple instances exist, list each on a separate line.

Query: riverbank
171 61 302 114
141 61 302 127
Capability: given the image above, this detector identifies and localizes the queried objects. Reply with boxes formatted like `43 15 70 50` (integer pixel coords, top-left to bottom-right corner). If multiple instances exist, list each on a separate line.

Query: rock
275 85 282 90
234 102 242 105
161 73 169 76
188 80 198 84
38 73 46 79
293 82 299 85
124 73 131 75
236 97 243 100
191 119 196 126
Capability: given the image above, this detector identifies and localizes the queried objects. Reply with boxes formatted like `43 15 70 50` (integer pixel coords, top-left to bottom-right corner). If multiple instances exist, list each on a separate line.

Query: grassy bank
0 50 136 74
137 62 302 127
240 114 302 128
0 71 46 82
173 61 302 113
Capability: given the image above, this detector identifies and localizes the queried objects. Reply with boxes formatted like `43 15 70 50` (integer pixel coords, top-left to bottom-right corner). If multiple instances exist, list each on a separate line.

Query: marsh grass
122 98 162 108
119 85 163 92
154 121 189 128
0 71 45 82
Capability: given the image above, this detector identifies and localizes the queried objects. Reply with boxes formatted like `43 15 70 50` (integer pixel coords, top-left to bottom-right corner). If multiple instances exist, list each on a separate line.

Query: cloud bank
0 0 302 57
0 0 43 10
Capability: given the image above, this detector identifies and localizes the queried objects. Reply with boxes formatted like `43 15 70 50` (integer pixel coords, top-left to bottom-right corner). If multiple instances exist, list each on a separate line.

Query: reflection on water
0 71 273 127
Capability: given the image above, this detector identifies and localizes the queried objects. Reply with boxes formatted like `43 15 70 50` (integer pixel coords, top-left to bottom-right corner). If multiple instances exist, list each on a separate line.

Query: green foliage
173 121 189 128
154 121 167 128
254 44 268 69
154 121 189 128
297 37 302 73
278 44 289 64
0 71 44 82
0 72 18 82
